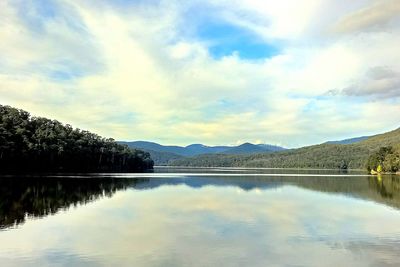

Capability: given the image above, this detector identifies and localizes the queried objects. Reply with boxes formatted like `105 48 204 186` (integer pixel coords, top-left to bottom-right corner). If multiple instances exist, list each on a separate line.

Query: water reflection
1 171 400 230
368 175 400 200
0 177 146 229
0 169 400 266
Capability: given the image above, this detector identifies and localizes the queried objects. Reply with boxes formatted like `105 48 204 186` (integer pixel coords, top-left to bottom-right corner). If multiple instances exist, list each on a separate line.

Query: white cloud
0 0 399 147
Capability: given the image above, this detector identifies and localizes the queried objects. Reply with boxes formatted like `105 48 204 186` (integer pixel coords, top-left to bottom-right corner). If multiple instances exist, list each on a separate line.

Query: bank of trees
171 128 400 170
0 105 153 172
366 146 400 173
170 144 369 169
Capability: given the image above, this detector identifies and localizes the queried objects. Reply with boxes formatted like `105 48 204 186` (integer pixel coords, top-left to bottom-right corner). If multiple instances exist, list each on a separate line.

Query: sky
0 0 399 148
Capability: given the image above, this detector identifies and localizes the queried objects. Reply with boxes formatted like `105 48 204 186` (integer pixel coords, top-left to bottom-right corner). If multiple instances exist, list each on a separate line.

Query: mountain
325 136 370 145
119 141 221 156
170 128 400 170
254 144 287 152
184 144 231 155
120 141 286 156
221 143 284 154
119 141 287 165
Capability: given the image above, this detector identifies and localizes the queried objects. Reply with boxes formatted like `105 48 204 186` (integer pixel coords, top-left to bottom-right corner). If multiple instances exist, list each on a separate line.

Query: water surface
0 168 400 266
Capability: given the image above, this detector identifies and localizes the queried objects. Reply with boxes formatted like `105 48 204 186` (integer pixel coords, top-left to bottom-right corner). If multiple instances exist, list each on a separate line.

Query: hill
325 136 370 145
143 149 184 165
170 128 400 169
120 141 227 156
119 141 191 156
0 105 153 172
120 141 286 165
256 144 287 152
222 143 285 154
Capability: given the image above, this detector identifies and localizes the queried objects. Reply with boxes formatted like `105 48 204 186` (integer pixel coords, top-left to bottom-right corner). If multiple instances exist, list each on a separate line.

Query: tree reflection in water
1 174 400 230
0 177 146 229
368 175 400 200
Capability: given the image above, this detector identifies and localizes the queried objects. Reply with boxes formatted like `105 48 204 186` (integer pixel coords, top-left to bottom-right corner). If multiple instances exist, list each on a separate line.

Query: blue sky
200 23 279 59
0 0 399 147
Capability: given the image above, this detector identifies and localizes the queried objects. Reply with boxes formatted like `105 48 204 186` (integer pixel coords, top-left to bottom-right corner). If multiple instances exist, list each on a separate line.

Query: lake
1 167 400 266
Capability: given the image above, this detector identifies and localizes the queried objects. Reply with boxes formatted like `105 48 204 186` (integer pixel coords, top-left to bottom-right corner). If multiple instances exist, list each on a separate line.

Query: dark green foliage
0 177 147 229
366 146 400 173
0 105 153 172
144 149 184 165
170 144 369 169
339 160 348 170
171 128 400 169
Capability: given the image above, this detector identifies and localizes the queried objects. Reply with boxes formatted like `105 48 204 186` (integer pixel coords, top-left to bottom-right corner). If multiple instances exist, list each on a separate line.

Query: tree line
0 105 153 172
170 128 400 170
366 146 400 173
170 144 370 169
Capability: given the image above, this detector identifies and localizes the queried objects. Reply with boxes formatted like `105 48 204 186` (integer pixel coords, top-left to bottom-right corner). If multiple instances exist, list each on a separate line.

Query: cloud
328 66 400 98
367 65 397 80
0 0 399 147
333 0 400 34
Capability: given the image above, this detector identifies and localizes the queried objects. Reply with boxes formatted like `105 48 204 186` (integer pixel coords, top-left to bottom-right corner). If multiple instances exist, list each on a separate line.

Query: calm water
1 167 400 266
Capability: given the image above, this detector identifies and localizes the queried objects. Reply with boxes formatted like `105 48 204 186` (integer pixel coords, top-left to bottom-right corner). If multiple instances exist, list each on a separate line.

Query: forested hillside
142 149 184 165
171 128 400 170
221 143 283 154
325 136 370 145
121 141 286 165
0 105 153 172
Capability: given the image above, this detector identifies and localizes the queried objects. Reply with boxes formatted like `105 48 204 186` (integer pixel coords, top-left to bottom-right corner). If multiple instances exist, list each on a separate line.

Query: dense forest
0 105 153 172
366 146 400 173
140 149 184 165
170 128 400 170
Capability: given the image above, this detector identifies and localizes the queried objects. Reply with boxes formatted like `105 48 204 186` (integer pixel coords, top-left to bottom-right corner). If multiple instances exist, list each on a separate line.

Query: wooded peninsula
0 105 153 172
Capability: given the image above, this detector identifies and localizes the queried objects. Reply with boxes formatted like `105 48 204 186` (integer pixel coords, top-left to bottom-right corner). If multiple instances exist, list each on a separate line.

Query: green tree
0 105 153 172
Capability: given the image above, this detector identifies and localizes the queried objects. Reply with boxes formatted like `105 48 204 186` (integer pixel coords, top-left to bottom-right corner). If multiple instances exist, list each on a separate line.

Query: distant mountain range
222 143 285 154
170 128 400 169
118 141 286 165
120 141 286 156
119 131 398 168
